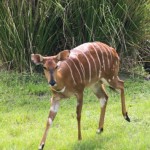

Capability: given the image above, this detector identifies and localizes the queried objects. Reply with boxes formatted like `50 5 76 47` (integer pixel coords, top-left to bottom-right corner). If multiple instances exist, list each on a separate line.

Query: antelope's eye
55 65 58 69
43 66 47 70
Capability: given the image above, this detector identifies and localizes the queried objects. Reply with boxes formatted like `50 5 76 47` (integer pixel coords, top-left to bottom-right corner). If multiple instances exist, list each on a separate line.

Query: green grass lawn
0 71 150 150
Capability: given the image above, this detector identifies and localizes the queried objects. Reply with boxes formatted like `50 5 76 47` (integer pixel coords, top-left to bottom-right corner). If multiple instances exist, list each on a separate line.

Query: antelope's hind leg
76 92 83 140
109 77 130 122
92 83 108 134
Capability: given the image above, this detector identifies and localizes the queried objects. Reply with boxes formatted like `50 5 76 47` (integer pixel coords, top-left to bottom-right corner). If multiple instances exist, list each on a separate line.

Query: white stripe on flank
69 58 83 83
99 70 102 78
64 61 77 85
108 56 110 69
106 47 113 67
88 48 97 77
94 43 105 71
90 43 101 78
100 43 109 69
75 56 85 82
105 49 110 69
70 53 85 82
76 49 91 83
101 44 111 69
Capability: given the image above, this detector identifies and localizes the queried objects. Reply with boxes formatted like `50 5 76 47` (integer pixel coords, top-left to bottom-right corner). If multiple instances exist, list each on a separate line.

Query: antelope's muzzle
49 69 56 86
49 80 56 86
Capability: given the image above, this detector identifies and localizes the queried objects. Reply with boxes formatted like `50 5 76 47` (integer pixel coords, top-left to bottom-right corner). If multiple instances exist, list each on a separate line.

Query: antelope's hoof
38 143 45 150
97 128 103 134
124 112 130 122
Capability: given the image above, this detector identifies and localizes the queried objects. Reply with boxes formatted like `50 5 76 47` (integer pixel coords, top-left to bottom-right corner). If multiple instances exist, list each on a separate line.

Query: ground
0 71 150 150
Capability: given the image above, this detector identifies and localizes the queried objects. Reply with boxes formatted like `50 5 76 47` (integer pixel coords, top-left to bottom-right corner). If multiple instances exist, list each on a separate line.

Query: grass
0 71 150 150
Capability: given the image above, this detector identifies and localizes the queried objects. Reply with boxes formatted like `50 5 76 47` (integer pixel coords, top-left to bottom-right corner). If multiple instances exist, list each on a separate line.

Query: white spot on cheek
100 98 106 108
108 79 111 82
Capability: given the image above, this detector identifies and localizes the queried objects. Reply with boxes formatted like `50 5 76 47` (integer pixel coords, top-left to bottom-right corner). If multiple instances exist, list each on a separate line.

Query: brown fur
31 41 130 150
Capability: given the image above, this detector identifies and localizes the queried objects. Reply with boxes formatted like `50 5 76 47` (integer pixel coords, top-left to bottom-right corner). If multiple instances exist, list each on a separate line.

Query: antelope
31 41 130 150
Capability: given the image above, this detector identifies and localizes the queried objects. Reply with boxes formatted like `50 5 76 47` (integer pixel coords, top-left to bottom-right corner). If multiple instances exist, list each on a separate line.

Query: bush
0 0 149 72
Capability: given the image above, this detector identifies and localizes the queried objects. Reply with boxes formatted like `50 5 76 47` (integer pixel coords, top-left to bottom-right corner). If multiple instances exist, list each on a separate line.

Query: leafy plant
0 0 149 72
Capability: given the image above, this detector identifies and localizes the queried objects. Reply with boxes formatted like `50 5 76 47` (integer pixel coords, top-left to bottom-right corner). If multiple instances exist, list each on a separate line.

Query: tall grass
0 0 149 72
0 0 61 72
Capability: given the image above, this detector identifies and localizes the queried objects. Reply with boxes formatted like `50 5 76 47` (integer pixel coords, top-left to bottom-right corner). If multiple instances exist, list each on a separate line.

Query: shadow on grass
71 133 113 150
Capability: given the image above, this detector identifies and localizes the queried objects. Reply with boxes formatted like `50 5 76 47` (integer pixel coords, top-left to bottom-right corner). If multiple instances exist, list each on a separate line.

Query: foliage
0 71 150 149
0 0 149 72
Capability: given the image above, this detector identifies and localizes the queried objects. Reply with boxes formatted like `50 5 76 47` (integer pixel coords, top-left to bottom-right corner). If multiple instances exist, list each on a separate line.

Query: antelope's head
31 50 70 86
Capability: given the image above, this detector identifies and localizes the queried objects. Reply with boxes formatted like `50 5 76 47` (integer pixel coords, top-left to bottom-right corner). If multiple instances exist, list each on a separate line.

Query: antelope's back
59 42 120 86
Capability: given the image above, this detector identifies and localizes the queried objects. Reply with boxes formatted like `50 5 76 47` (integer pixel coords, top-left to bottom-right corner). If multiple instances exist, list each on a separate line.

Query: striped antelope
31 41 130 150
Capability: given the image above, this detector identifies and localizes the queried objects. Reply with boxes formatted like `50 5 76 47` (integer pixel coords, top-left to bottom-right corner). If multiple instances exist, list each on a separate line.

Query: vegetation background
0 0 150 150
0 0 149 72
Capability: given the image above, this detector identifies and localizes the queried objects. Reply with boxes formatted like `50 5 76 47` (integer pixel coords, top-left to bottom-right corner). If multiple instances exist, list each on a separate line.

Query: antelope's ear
31 54 44 65
56 50 70 61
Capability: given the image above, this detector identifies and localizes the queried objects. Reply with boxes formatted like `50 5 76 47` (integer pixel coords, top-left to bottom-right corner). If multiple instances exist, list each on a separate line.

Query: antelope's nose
49 80 56 86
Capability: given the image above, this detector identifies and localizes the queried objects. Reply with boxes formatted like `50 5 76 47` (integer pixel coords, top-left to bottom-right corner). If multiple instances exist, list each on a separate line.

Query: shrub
0 0 149 72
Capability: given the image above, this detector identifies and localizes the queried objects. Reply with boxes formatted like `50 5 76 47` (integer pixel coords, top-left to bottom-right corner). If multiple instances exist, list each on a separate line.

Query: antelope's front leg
38 97 60 150
92 83 108 133
76 93 83 140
